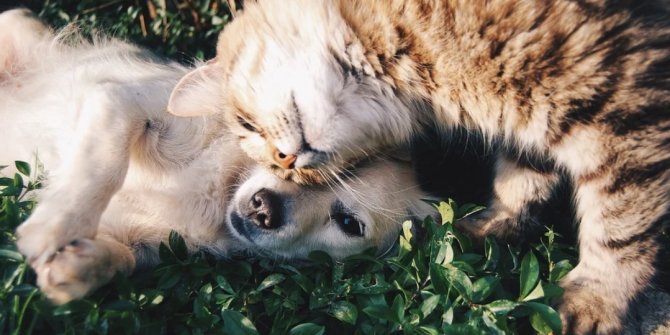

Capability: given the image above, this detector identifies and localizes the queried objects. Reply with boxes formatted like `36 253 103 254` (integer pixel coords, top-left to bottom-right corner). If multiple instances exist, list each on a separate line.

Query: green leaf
519 252 539 300
485 300 520 316
0 177 13 186
442 324 481 334
168 230 188 260
435 201 455 225
443 264 473 301
391 295 405 323
215 275 236 295
417 325 441 335
329 301 358 325
455 253 483 266
530 311 553 335
0 185 20 196
350 273 393 294
362 304 393 322
221 310 259 335
452 229 473 253
542 283 565 301
13 173 24 189
442 305 455 325
482 236 500 271
15 161 31 176
525 302 562 335
433 240 452 265
507 245 522 273
0 249 24 262
256 273 285 292
289 323 325 335
156 266 181 289
429 263 450 295
158 242 175 262
308 250 333 265
521 282 545 302
549 259 574 283
471 276 499 303
399 220 413 255
456 203 486 219
420 294 441 318
402 220 413 242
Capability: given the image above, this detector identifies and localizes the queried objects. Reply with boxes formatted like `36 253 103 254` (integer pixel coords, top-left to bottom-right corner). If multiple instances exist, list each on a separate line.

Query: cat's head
168 0 416 184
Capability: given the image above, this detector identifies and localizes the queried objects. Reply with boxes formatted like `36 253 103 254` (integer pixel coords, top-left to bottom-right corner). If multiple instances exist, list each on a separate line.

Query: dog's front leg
16 83 147 268
35 235 136 304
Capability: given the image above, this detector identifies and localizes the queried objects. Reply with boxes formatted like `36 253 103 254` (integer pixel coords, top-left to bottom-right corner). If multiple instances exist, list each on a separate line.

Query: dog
0 9 435 304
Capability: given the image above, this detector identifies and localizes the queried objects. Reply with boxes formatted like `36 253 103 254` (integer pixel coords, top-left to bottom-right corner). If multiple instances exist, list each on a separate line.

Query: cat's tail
0 8 52 80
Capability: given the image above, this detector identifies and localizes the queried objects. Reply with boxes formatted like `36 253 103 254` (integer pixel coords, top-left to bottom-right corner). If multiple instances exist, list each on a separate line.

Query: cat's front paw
557 279 625 335
15 205 98 266
455 209 523 243
33 239 118 304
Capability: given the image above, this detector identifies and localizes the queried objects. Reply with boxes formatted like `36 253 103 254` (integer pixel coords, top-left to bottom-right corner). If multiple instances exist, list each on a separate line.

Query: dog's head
225 157 436 260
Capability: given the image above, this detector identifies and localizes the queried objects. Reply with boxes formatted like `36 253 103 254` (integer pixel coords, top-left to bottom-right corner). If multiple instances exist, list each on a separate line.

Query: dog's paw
33 239 117 304
16 206 98 266
557 279 625 335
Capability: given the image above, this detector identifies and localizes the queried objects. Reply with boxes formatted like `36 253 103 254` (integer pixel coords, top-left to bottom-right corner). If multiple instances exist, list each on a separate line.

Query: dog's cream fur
1 9 435 304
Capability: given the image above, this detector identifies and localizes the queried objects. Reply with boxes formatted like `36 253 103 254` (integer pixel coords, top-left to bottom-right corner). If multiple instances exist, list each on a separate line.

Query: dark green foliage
18 0 236 62
0 162 577 334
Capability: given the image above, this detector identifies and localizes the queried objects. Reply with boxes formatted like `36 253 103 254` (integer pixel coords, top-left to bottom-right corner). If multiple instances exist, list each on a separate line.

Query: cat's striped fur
168 1 670 333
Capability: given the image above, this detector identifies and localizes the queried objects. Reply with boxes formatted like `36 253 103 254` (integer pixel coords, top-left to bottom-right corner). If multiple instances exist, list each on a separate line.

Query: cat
1 9 435 304
166 0 670 333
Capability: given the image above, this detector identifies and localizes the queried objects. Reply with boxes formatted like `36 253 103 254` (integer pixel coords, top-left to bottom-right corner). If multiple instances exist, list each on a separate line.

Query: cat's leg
456 151 560 242
34 235 135 304
16 84 147 266
558 166 667 334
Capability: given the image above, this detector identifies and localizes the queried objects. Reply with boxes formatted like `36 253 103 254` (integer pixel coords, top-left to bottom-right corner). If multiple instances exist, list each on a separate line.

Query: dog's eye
334 213 365 237
237 116 258 132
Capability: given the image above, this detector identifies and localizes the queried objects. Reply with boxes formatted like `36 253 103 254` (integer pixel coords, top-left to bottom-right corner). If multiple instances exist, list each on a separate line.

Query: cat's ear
168 61 223 117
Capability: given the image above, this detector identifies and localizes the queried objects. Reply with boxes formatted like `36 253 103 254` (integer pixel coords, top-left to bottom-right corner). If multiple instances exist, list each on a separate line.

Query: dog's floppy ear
0 9 51 75
168 61 223 117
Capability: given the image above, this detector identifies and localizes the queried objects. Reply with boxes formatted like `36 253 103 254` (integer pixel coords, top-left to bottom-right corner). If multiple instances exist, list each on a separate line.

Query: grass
0 161 577 334
1 2 578 333
21 0 236 62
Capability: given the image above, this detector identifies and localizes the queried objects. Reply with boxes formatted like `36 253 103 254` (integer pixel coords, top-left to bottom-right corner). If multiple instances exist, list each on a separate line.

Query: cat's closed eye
237 115 259 133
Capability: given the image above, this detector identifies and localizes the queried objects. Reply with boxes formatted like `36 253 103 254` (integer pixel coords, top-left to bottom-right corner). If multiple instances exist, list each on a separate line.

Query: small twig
135 0 148 37
158 0 168 42
81 0 125 15
147 0 158 19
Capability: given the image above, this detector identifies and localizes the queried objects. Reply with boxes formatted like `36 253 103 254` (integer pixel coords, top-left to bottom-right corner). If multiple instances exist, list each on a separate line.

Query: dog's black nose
245 189 283 229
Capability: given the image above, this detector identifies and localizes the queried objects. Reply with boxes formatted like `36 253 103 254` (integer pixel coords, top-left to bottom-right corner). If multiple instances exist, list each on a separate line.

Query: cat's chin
267 157 375 185
267 165 328 185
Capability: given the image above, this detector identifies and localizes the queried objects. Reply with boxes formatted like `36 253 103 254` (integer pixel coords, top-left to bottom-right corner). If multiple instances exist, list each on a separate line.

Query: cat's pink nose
272 148 297 169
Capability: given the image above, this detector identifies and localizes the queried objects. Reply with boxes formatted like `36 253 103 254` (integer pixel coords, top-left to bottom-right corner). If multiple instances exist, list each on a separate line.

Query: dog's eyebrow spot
330 200 349 216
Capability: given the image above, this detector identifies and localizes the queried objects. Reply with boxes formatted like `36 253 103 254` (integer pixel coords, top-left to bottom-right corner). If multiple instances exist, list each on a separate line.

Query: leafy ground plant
20 0 236 62
0 161 577 334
